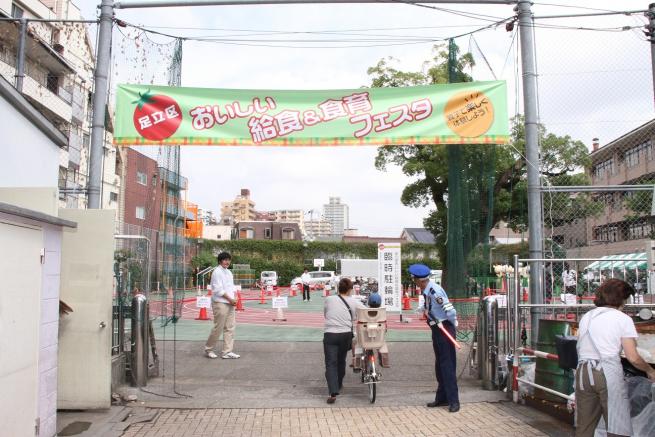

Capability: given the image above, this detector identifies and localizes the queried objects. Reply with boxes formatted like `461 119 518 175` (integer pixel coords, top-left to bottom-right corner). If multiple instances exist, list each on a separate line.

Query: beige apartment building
220 188 256 224
550 120 655 259
0 0 121 215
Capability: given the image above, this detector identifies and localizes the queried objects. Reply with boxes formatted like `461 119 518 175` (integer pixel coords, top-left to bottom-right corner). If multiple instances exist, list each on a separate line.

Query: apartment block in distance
323 196 349 237
220 188 256 225
234 221 301 241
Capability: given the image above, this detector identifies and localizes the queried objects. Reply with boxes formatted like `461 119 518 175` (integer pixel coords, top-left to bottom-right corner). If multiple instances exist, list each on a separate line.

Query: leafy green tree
368 44 591 288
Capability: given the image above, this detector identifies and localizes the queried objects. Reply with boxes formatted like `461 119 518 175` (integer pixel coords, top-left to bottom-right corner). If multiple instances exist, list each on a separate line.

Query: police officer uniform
409 264 460 413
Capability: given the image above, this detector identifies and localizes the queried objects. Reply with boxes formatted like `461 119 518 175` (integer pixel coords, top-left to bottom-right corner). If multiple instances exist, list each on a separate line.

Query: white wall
203 224 233 240
0 97 60 188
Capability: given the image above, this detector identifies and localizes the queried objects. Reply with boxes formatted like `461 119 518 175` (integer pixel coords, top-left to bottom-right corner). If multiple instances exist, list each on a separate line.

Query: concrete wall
0 96 60 189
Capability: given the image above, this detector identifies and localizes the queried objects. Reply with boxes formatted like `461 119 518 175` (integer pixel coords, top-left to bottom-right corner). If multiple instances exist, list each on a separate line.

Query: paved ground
119 403 573 437
57 292 573 437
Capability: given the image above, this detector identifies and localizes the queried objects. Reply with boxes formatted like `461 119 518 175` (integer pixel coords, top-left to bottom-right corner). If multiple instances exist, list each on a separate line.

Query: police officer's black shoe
426 400 448 408
448 403 460 413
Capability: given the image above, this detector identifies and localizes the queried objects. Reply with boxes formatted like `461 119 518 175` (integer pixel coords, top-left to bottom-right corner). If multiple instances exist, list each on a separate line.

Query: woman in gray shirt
323 277 364 404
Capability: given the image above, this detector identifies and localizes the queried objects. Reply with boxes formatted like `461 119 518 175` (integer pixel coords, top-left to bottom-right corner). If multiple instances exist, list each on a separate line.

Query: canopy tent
585 252 647 271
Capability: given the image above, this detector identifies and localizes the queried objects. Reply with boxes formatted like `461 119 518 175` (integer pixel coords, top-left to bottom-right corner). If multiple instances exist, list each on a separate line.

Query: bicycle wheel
366 356 376 403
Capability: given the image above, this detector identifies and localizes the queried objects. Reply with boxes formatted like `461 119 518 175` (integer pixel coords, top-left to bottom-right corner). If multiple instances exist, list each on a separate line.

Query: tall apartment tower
322 196 349 237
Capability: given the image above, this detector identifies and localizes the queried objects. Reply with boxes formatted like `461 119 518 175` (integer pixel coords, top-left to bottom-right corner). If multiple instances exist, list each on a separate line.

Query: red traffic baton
438 322 462 350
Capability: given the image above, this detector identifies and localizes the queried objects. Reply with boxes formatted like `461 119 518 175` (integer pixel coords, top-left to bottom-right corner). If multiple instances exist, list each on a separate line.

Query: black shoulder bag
338 295 355 339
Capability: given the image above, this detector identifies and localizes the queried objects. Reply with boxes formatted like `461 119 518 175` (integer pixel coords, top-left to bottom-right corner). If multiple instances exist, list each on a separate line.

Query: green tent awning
586 252 647 271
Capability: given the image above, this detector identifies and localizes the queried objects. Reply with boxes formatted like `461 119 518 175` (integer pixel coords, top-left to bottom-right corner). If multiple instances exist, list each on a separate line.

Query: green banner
113 81 508 146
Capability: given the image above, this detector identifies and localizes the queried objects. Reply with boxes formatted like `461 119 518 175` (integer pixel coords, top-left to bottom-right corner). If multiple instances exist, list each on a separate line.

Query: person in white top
562 263 577 295
204 252 240 359
301 268 311 302
575 279 655 437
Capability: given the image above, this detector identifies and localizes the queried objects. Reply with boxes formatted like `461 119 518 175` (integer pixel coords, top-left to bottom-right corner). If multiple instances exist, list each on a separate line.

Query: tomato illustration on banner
132 90 182 141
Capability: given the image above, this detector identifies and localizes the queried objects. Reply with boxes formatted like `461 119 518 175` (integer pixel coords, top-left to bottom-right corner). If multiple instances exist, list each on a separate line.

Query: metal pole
131 294 149 386
15 18 27 91
517 0 544 345
513 255 520 356
648 3 655 110
88 0 114 208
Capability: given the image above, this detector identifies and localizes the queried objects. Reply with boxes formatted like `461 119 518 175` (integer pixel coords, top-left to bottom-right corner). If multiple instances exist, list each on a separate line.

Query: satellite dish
638 308 654 321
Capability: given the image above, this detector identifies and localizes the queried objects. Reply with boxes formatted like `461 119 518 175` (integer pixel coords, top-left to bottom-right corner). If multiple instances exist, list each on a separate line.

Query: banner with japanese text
378 242 402 312
113 81 508 146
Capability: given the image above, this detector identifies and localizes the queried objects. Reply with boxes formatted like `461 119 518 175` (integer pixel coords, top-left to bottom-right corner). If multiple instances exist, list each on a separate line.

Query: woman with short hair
323 277 363 404
575 279 655 436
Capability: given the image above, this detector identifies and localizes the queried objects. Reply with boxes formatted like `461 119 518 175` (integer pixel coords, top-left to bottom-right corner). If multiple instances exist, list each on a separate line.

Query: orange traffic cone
236 291 244 311
259 289 266 304
267 286 272 296
195 307 209 321
276 287 280 297
402 293 411 310
290 286 296 297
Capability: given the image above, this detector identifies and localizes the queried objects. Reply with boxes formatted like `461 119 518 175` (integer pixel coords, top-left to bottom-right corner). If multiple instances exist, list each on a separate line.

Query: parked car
260 271 278 286
307 270 338 288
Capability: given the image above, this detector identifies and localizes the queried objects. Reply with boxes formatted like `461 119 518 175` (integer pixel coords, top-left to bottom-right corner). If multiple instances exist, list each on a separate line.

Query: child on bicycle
352 291 390 369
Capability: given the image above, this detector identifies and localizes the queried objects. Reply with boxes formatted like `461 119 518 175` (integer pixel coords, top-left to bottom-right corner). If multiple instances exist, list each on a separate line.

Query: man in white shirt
204 252 240 359
301 268 311 302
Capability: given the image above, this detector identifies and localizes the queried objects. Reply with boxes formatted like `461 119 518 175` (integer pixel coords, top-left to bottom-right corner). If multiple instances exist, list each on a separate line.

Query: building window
46 73 59 94
264 228 272 239
282 228 295 240
136 206 145 220
628 220 652 240
624 139 652 168
109 192 118 203
136 171 147 185
592 158 614 179
239 228 254 239
11 4 23 18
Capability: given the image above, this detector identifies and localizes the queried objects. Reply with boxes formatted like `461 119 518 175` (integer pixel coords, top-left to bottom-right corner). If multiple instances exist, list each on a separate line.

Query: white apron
575 308 632 437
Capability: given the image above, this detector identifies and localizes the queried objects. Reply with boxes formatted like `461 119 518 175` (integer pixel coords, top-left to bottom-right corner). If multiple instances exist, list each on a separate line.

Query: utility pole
87 0 114 208
517 0 544 345
648 3 655 110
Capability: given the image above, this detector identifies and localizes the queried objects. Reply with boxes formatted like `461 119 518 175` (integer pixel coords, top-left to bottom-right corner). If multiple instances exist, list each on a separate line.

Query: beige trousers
205 301 236 355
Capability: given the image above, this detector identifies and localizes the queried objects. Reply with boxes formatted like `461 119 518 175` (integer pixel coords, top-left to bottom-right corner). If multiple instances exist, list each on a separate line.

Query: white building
305 218 333 239
322 196 349 237
0 0 120 216
202 224 233 241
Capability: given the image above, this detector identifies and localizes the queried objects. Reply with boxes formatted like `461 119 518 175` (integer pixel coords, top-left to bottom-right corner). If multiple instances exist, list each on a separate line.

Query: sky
77 0 653 236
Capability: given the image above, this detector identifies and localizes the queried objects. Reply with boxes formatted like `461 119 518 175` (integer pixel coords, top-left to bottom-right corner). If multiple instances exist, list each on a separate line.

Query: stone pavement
120 403 572 437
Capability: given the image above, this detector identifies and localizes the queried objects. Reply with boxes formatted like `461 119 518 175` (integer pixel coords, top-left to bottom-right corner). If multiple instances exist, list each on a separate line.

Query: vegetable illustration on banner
114 81 508 146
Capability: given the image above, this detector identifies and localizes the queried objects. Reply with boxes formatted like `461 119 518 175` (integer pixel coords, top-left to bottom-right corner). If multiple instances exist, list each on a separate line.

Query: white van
261 271 278 286
307 271 337 288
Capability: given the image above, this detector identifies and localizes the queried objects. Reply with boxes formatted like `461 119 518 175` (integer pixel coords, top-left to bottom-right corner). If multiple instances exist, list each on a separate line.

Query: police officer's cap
408 263 431 279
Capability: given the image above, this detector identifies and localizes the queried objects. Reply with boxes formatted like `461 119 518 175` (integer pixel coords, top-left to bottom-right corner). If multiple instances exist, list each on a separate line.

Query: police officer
409 263 460 413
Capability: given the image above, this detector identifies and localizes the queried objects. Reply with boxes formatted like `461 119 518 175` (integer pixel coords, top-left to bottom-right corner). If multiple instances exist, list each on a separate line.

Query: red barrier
259 288 266 304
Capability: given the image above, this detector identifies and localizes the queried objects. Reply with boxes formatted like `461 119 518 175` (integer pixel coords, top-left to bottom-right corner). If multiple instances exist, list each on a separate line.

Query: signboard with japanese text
377 242 402 312
272 297 288 309
196 296 211 309
114 81 509 146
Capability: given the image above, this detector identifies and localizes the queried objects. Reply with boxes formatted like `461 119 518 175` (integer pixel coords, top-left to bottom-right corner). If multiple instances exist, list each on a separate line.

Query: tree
369 44 591 289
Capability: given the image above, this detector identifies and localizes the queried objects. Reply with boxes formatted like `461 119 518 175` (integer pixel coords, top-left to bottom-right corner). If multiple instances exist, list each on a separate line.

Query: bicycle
355 307 387 404
359 348 381 403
